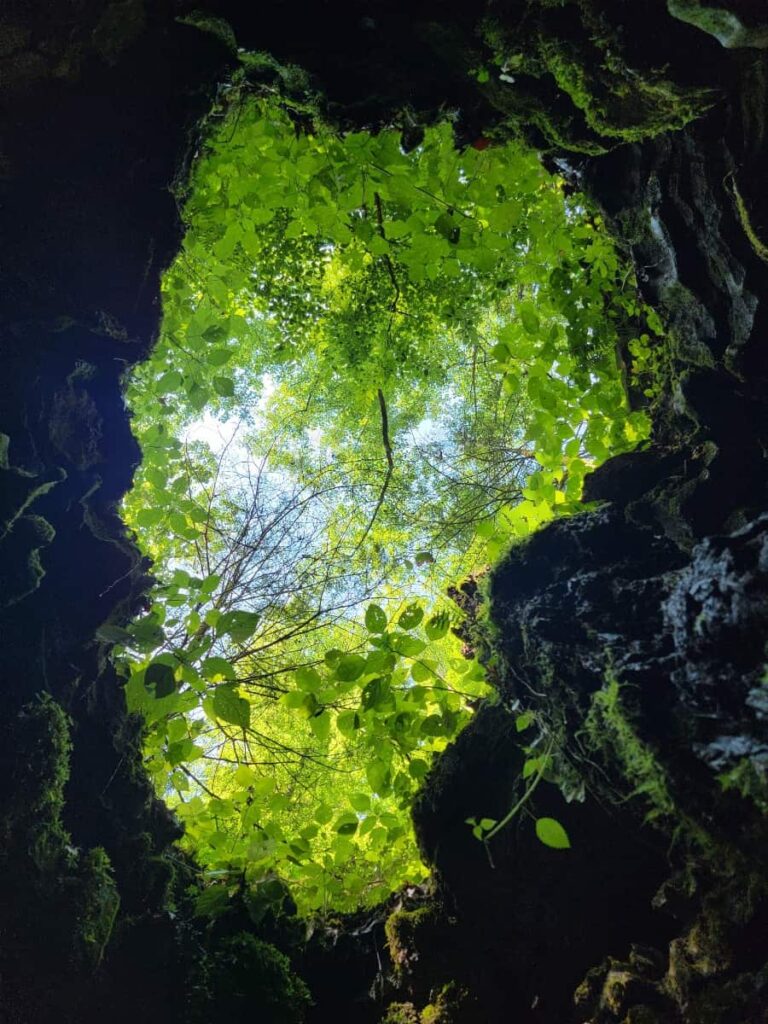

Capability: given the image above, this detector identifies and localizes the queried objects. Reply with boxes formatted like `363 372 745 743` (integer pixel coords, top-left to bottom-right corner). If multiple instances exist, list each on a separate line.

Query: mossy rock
0 695 120 969
193 932 310 1024
0 692 73 869
479 2 713 154
381 1002 421 1024
385 904 443 973
420 982 469 1023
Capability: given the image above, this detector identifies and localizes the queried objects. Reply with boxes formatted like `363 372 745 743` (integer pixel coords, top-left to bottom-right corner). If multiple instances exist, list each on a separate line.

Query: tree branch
355 388 394 552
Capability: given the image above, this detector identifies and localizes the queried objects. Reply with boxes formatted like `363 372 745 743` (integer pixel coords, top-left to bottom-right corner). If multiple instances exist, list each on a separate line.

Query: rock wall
0 2 766 1022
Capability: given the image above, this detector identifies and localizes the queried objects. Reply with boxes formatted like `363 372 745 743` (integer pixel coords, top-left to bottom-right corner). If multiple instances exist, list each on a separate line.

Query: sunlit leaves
535 817 571 850
211 684 250 729
309 710 331 743
336 654 367 682
217 610 260 643
515 711 535 733
119 93 657 914
425 611 450 641
365 604 388 633
398 603 424 630
201 657 236 681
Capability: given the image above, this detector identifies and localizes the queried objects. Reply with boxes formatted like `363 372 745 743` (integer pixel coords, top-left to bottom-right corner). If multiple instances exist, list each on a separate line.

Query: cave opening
2 4 767 1022
117 81 655 918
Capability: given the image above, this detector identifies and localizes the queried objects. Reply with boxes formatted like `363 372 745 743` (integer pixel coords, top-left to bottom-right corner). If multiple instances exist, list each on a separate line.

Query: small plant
466 716 571 851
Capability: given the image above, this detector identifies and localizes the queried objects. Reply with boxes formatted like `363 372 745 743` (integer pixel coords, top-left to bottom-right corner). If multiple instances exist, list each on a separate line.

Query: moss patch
385 905 443 974
0 695 121 970
583 672 676 823
479 3 713 154
192 932 311 1024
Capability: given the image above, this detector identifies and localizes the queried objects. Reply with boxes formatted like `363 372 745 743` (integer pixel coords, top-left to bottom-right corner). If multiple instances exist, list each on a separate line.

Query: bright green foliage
535 817 571 850
121 94 655 913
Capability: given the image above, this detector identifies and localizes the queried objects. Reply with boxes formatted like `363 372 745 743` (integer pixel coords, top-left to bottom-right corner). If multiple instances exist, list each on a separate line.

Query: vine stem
484 737 555 842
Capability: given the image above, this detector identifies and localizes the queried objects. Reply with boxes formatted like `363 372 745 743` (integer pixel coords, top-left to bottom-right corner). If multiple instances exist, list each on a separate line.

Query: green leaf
336 710 361 735
334 812 358 835
419 714 444 737
336 654 366 682
515 711 534 732
349 792 370 812
166 738 203 766
408 758 429 780
201 657 236 681
199 574 221 596
309 710 331 742
187 383 209 412
295 667 322 691
324 648 343 669
365 603 388 633
398 603 424 630
283 692 318 718
207 348 233 366
389 634 426 658
218 609 260 643
361 676 393 712
212 684 250 729
194 885 230 918
365 649 395 674
411 660 434 683
535 817 571 850
314 803 333 825
213 375 235 398
518 302 540 336
365 759 391 796
145 661 177 698
156 370 184 393
234 764 257 787
425 611 450 641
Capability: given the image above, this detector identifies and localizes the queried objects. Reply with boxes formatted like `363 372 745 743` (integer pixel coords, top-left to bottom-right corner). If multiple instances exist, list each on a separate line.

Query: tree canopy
117 91 657 915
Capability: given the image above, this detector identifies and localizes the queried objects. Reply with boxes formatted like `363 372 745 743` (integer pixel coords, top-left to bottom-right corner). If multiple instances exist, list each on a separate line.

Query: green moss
717 757 768 814
583 672 676 823
725 171 768 265
385 905 442 973
73 847 121 968
382 1003 421 1024
483 75 610 155
176 12 238 52
420 983 467 1023
479 5 712 154
538 35 709 143
624 1006 663 1023
195 932 311 1024
48 362 103 470
0 695 121 969
0 693 73 870
660 282 717 369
